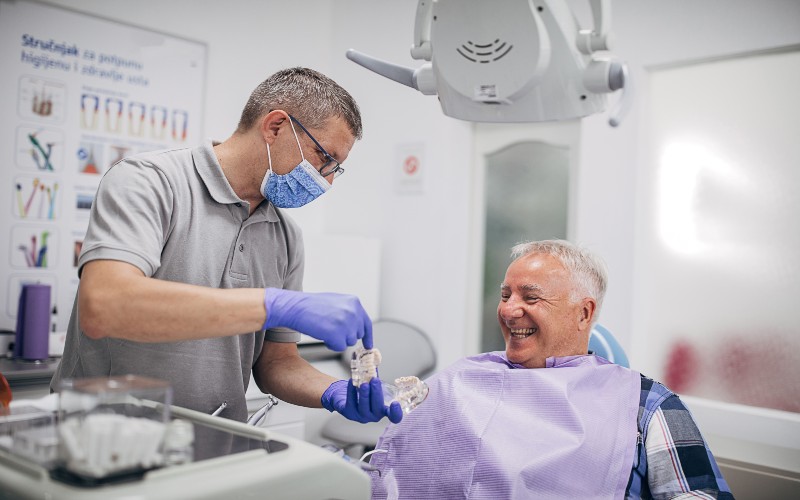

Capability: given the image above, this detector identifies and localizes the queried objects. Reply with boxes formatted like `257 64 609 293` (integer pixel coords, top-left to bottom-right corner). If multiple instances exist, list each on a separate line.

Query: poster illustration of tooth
0 1 207 332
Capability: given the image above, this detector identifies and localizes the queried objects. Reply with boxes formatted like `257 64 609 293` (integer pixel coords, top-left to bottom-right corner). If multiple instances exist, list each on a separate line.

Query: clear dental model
350 347 429 414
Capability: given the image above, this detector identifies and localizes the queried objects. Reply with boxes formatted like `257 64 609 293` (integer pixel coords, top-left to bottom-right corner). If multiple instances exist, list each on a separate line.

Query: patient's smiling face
497 253 593 368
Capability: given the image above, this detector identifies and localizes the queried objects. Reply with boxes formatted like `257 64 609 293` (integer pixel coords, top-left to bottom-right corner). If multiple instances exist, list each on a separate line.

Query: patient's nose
499 300 524 320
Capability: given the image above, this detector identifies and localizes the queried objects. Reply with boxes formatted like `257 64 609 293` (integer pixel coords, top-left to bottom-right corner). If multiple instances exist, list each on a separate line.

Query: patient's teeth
509 327 536 338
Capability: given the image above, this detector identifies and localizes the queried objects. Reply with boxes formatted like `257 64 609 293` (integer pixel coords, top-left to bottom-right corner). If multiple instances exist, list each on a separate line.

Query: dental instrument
210 401 227 416
247 394 279 426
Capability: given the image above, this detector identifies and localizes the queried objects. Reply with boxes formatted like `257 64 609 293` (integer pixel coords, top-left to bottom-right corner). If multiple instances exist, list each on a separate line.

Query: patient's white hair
510 239 608 317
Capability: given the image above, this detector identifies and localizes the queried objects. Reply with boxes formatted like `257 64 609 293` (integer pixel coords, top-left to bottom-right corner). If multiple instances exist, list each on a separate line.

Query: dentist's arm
79 260 264 341
79 260 372 350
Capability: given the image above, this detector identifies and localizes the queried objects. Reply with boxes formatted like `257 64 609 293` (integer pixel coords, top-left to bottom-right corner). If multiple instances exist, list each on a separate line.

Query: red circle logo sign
403 155 419 176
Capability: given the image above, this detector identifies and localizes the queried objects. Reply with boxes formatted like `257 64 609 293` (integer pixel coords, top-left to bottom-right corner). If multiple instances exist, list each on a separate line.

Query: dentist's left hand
321 379 403 424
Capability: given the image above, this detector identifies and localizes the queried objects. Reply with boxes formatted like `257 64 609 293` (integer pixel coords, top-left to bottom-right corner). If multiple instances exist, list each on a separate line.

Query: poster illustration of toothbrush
12 175 59 220
15 125 64 172
9 225 58 269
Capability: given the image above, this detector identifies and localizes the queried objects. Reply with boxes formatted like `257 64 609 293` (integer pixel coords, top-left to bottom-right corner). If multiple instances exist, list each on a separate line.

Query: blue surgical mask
260 119 331 208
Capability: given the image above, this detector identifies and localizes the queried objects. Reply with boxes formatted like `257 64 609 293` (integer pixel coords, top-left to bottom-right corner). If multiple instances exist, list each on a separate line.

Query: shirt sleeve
78 158 173 277
644 395 734 499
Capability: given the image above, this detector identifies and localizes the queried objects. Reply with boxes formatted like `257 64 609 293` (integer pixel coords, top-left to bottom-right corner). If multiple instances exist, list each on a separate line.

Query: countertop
0 356 60 388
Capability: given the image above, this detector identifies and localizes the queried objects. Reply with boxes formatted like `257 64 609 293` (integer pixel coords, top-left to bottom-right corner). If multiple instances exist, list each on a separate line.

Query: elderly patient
369 240 732 499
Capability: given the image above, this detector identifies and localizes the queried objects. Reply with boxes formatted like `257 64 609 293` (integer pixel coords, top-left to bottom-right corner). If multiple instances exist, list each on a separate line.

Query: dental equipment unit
0 375 369 499
347 0 632 126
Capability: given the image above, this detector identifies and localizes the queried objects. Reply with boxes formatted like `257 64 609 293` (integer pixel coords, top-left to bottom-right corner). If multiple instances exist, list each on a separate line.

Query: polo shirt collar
192 140 279 222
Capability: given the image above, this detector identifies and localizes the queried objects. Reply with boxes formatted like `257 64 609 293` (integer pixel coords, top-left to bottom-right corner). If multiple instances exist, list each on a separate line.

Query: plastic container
56 375 172 479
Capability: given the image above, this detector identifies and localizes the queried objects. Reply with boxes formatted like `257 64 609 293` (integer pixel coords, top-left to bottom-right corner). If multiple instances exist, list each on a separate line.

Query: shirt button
239 243 244 252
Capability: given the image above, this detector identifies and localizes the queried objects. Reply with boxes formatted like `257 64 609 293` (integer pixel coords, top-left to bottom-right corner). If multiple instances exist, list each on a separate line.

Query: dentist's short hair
510 239 608 315
237 67 362 139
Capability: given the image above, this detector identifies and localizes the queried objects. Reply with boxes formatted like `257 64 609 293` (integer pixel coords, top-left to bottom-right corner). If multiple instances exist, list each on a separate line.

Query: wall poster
0 0 207 334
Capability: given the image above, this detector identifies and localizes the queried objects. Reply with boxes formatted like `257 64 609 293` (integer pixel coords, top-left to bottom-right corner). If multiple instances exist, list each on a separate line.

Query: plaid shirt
626 376 734 499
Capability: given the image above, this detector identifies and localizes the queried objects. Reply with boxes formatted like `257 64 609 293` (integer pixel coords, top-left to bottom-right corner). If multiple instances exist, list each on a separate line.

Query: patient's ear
578 298 596 330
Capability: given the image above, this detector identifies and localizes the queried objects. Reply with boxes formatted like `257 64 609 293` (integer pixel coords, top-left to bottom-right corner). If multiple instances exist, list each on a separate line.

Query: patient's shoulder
639 374 677 401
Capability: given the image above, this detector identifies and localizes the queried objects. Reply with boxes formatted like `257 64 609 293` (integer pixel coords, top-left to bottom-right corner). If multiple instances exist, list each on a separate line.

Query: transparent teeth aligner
350 347 382 387
350 347 429 414
384 376 429 414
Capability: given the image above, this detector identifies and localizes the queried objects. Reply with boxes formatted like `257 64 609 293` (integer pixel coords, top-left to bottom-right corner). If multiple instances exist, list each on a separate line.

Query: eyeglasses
288 114 345 178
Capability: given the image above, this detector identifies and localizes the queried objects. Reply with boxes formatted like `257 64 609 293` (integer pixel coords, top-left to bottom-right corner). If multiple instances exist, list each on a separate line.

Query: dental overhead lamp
347 0 631 126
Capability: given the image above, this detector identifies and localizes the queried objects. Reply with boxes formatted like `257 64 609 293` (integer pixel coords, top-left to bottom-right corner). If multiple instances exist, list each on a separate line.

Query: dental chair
589 323 629 368
320 319 437 458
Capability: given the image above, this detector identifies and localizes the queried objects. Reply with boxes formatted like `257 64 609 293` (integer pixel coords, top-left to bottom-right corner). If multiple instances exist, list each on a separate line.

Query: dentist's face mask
260 118 331 208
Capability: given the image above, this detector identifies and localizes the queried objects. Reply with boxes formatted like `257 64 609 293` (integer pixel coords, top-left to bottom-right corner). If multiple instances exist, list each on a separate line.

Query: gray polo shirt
51 141 303 421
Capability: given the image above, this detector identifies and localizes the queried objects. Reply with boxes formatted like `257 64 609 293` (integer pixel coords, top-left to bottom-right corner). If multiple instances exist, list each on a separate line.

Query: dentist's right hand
263 288 373 351
321 378 404 424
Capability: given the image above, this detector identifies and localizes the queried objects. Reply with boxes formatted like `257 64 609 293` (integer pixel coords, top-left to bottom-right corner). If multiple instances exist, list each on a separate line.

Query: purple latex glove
321 379 403 424
263 288 373 351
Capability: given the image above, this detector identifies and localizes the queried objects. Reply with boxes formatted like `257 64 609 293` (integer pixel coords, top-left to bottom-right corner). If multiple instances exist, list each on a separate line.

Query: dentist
51 67 402 426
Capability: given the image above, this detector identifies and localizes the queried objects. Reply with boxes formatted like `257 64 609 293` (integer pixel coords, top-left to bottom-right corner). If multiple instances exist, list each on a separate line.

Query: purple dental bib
370 352 640 499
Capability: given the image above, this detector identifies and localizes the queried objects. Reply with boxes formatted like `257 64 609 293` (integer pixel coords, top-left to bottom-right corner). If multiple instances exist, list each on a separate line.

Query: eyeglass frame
288 114 345 178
